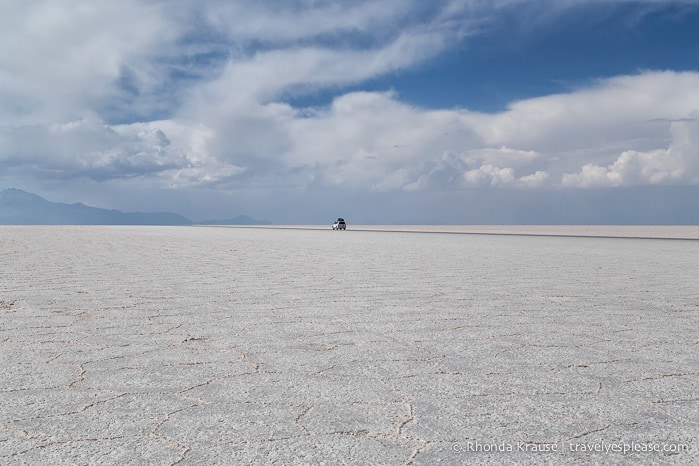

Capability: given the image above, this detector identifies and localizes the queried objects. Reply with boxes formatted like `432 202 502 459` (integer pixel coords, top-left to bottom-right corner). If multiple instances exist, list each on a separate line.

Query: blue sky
290 1 699 112
2 0 699 223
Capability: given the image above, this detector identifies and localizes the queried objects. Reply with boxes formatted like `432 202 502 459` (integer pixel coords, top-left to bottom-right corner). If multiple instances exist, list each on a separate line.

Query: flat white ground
1 226 697 464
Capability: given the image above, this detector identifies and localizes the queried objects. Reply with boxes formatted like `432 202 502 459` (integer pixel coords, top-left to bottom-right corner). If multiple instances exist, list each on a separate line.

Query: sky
2 0 699 224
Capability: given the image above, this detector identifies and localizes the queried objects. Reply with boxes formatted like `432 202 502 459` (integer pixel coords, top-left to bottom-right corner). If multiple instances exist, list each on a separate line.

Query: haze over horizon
2 1 699 224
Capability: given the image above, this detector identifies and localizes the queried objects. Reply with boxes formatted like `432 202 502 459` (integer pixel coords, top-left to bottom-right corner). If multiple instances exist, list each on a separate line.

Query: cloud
397 148 547 191
199 0 423 43
562 114 699 187
1 0 465 125
0 118 238 185
2 0 699 223
0 0 175 124
3 71 699 196
186 29 448 111
471 72 699 154
274 72 699 193
464 165 515 186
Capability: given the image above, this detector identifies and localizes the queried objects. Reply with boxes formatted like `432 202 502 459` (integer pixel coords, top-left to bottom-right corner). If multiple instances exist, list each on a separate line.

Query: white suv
332 218 346 230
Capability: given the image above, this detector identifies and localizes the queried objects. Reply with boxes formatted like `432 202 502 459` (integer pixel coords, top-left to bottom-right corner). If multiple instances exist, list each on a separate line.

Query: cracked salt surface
1 225 698 465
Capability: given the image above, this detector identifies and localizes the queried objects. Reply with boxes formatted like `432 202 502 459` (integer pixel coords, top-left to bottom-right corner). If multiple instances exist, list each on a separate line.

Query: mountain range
0 189 271 225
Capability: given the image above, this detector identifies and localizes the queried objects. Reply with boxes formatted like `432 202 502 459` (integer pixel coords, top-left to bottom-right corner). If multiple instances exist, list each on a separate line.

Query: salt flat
1 226 698 465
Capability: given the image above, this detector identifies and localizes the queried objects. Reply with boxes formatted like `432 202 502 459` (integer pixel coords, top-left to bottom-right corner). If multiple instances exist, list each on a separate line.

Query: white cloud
290 72 699 193
518 170 551 188
187 30 447 109
464 146 540 167
562 115 699 187
4 71 699 196
200 0 420 43
470 72 699 156
0 0 174 124
399 148 548 191
0 118 241 186
464 165 515 186
2 0 699 223
0 0 464 125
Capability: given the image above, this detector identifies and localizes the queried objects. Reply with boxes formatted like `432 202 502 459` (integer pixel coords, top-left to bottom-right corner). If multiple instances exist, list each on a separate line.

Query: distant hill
0 188 271 226
0 188 192 225
0 188 271 225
